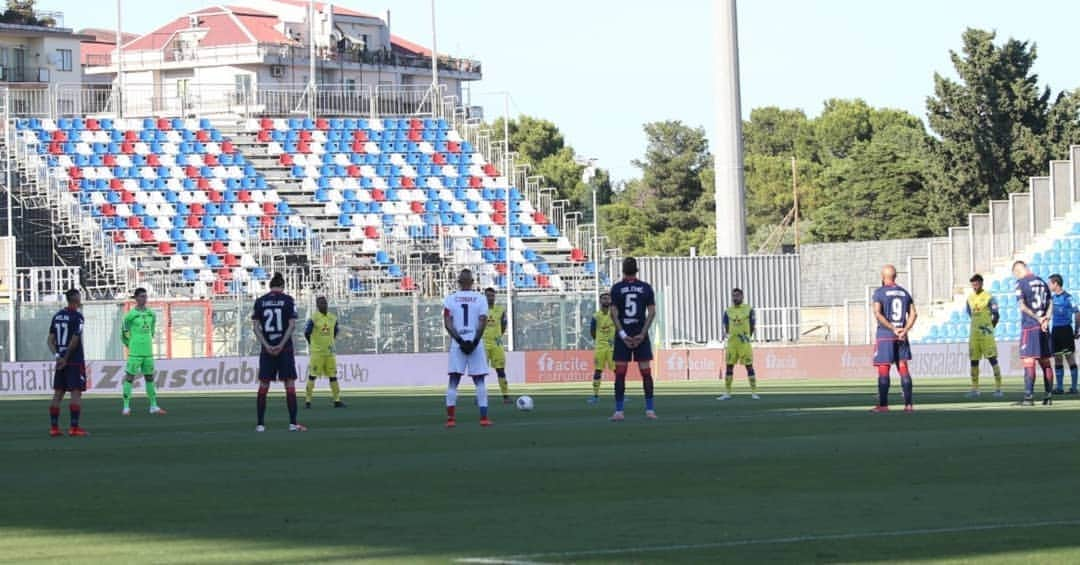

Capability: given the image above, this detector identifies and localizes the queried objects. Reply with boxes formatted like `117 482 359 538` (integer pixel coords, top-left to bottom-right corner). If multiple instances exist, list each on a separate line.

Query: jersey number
53 323 68 346
624 294 638 317
1031 287 1047 312
890 298 904 322
263 308 283 333
461 304 469 327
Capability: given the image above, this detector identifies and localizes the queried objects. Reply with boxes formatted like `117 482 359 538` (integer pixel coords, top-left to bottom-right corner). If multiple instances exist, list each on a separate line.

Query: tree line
493 28 1080 257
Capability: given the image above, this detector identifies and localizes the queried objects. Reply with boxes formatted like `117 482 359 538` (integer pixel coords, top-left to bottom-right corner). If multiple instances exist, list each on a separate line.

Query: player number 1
461 303 469 327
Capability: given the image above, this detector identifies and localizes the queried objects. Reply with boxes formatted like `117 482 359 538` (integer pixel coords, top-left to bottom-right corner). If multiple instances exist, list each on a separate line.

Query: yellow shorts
726 341 753 366
485 342 505 369
969 333 998 360
594 347 614 372
309 353 337 378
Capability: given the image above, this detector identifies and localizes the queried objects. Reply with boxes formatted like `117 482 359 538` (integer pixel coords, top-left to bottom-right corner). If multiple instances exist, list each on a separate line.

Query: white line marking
459 518 1080 562
456 559 552 565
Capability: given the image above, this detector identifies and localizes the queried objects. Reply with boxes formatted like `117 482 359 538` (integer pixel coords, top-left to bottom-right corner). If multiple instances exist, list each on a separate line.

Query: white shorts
448 342 489 376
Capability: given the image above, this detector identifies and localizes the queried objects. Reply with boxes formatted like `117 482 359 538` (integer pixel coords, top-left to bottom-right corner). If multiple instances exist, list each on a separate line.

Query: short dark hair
969 274 983 283
269 273 285 288
484 287 496 293
599 292 610 298
133 287 147 296
1012 260 1027 269
732 288 743 294
622 257 638 276
1050 274 1064 287
64 289 80 301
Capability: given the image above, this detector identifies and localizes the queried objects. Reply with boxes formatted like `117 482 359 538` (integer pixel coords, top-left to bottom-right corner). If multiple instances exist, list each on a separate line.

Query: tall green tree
926 28 1051 228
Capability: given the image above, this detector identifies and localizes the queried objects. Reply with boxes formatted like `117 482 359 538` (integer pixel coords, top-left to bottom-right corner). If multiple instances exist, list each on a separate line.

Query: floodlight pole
502 92 513 352
5 90 13 361
714 0 746 255
430 0 439 91
116 0 124 119
308 0 316 116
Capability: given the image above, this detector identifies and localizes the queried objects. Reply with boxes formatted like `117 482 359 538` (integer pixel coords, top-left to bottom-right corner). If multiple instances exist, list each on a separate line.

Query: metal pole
791 156 799 251
5 89 14 361
430 0 439 90
116 0 124 119
714 0 746 255
503 92 513 351
592 186 600 310
308 0 316 116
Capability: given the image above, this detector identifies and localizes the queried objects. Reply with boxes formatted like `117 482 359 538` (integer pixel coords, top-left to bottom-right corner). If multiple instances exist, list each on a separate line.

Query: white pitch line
459 518 1080 562
456 559 552 565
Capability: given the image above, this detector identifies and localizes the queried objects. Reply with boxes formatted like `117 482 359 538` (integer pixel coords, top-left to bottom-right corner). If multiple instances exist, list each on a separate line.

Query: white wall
39 36 83 83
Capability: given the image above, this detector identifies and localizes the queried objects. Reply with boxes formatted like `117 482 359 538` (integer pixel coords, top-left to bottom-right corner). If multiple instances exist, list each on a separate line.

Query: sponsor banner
0 342 1027 395
0 352 528 396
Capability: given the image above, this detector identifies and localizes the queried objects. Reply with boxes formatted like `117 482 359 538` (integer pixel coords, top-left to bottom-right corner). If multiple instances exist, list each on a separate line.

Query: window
235 74 252 95
57 49 72 72
344 78 356 92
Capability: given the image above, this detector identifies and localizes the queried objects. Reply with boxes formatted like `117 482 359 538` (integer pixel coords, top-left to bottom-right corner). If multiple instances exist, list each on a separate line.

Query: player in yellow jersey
304 296 345 408
588 292 616 404
719 288 758 400
483 287 511 404
966 274 1004 398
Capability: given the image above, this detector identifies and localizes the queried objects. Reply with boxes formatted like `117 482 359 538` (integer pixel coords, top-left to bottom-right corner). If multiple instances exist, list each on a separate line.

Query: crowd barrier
0 342 1022 396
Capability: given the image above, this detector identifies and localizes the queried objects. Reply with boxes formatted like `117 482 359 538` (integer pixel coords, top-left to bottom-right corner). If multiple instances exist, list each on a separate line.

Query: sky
51 0 1080 181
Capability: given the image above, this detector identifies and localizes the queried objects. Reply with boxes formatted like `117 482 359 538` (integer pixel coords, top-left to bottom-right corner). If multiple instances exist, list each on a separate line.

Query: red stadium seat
570 248 586 262
352 130 368 142
260 216 273 227
260 118 273 130
186 166 200 179
259 227 271 240
120 142 135 154
401 276 415 291
483 237 497 250
262 203 276 215
495 263 507 275
124 130 137 142
221 141 235 154
100 204 115 216
372 189 385 202
492 200 506 213
238 190 252 203
186 215 202 228
157 242 174 255
85 118 100 131
52 130 67 142
537 275 550 288
407 130 422 142
156 118 171 131
410 201 424 214
69 167 82 179
109 178 123 190
347 165 360 178
196 130 210 142
121 191 135 204
401 177 415 188
468 176 482 188
211 241 226 254
409 118 423 130
147 154 160 167
139 228 154 242
203 154 219 167
315 118 329 130
351 141 366 153
483 164 498 177
433 153 447 165
190 203 205 215
364 226 379 239
448 141 461 153
213 280 227 294
224 254 240 267
113 231 125 243
209 190 224 204
492 212 506 225
67 179 79 192
103 154 117 167
257 130 272 142
297 141 311 154
279 154 294 166
533 212 548 224
299 130 312 142
197 178 210 191
49 142 63 154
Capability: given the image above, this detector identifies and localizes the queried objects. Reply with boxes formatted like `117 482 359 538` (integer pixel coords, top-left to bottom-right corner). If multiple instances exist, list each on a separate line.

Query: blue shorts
873 337 911 366
1020 327 1053 359
613 337 653 363
259 349 298 381
53 363 87 392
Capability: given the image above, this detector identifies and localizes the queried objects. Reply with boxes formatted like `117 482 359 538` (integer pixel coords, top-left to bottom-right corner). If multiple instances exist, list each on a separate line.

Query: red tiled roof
391 34 431 57
77 28 139 44
273 0 376 19
124 6 293 51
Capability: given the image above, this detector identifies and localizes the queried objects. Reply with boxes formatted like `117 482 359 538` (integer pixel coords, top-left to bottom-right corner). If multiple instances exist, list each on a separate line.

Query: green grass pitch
4 378 1080 564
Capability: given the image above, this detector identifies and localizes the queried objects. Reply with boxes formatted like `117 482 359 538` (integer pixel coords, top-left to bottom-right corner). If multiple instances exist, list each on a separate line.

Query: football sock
724 367 734 394
145 380 158 408
1055 365 1064 390
122 380 133 409
49 405 59 427
305 377 316 404
969 363 979 390
256 387 268 426
69 403 81 427
285 385 298 425
329 378 341 402
614 365 627 411
877 365 890 407
989 359 1002 390
475 376 489 418
899 368 913 405
1042 366 1055 395
747 366 757 392
497 369 508 398
592 370 602 398
446 374 460 419
1024 366 1035 396
641 368 654 411
1071 364 1078 390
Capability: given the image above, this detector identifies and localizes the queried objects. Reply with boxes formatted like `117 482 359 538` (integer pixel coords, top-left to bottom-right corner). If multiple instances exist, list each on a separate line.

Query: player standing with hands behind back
1013 260 1054 405
252 273 306 432
871 265 917 413
443 269 492 428
609 257 657 421
48 289 87 437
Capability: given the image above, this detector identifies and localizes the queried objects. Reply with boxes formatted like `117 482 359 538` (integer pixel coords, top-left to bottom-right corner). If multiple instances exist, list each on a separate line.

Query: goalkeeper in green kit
121 288 166 415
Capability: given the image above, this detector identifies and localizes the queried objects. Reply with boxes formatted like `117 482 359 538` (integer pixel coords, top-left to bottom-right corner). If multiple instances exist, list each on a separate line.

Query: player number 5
625 294 638 318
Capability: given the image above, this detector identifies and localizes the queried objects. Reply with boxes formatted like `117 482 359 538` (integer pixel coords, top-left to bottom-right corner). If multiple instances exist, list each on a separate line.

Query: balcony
0 66 50 83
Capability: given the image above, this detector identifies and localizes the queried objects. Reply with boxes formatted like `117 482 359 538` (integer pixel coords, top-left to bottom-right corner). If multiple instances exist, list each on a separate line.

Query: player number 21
263 308 283 333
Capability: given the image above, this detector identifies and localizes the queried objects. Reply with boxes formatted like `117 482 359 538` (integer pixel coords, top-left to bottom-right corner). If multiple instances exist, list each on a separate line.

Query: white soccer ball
515 395 534 411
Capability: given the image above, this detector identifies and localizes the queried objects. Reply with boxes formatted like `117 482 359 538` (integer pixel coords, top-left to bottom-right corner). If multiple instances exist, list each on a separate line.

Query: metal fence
11 293 603 362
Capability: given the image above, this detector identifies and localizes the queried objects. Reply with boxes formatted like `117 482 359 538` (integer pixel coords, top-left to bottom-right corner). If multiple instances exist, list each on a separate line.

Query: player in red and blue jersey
871 265 918 413
48 289 88 437
252 273 306 432
1013 260 1054 406
608 257 657 421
